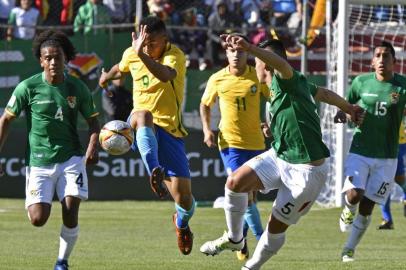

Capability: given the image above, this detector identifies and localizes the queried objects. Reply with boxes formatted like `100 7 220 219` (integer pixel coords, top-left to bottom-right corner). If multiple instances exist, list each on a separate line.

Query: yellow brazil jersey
399 119 406 144
118 43 187 137
201 65 270 150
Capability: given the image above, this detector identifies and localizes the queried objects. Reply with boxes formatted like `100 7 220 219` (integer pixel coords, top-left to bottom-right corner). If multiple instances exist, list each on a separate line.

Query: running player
200 33 268 261
336 41 406 262
0 30 100 270
200 37 364 270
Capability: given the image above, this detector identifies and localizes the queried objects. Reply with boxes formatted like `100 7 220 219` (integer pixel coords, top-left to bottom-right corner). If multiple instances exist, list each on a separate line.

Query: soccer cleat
149 167 168 199
341 248 355 262
54 259 69 270
200 231 244 256
173 213 193 255
339 207 355 232
236 238 249 261
377 219 394 230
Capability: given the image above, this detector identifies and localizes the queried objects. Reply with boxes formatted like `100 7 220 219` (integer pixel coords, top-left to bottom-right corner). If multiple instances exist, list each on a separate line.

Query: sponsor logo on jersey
30 189 39 197
67 96 77 108
250 85 257 95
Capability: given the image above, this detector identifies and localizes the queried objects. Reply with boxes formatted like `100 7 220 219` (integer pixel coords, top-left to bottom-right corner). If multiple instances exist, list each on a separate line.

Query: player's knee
135 110 154 127
29 214 48 227
226 174 244 192
395 174 405 186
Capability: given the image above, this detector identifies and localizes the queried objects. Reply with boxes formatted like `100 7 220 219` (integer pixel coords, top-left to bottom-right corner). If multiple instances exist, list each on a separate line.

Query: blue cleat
54 259 69 270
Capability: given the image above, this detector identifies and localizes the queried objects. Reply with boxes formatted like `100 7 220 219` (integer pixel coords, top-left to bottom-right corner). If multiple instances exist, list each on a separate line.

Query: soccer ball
99 120 134 155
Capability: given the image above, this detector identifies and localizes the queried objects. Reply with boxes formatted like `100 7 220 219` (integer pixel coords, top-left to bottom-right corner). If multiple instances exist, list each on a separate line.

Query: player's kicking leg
129 111 168 198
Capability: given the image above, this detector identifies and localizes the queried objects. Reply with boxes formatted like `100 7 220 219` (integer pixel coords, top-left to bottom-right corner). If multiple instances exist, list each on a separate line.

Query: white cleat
341 248 355 262
339 207 355 232
200 231 244 256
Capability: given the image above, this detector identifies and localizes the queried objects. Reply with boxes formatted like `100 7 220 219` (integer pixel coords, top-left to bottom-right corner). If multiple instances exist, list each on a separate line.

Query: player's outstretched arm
99 65 123 89
132 28 176 82
200 103 217 148
0 112 16 175
220 34 293 79
315 87 365 126
85 116 100 165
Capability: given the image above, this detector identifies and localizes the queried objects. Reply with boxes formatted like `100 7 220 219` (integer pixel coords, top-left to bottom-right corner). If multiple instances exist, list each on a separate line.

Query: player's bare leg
165 177 194 255
27 203 51 227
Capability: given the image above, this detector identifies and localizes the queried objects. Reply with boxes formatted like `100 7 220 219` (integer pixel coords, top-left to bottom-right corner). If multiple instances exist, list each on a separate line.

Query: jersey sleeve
78 81 99 119
347 77 361 104
5 81 29 117
201 76 218 107
8 9 16 25
118 48 132 73
307 82 318 97
260 83 270 98
273 70 300 94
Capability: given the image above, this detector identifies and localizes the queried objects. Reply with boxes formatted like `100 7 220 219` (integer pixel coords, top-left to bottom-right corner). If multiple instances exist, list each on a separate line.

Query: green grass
0 199 405 270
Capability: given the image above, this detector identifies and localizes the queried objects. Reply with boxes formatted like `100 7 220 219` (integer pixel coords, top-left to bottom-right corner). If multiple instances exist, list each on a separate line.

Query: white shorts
342 153 397 205
246 148 328 225
25 156 88 208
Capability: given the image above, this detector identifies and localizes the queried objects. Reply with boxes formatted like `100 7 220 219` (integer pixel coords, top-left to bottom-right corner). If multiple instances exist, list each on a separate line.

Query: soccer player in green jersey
335 41 406 262
200 37 364 270
200 33 269 261
0 30 100 270
99 16 195 255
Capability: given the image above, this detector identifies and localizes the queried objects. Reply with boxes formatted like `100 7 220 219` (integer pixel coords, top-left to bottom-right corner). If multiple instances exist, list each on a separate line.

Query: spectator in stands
7 0 40 41
175 7 208 70
207 0 241 67
73 0 111 35
271 0 302 48
35 0 73 26
0 0 16 40
103 0 132 24
240 0 261 27
147 0 173 24
101 77 132 122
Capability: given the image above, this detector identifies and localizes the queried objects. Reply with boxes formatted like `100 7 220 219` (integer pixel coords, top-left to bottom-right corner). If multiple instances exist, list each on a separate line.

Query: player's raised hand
203 130 217 148
220 34 250 51
132 25 147 56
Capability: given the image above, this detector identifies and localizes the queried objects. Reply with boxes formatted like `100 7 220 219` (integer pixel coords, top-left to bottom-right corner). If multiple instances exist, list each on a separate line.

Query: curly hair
32 30 76 61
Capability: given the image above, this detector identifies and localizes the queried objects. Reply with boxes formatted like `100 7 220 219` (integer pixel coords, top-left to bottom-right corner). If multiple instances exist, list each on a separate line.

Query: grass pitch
0 199 405 270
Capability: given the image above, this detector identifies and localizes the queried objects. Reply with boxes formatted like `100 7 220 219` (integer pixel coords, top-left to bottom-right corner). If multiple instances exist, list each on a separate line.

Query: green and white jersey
348 72 406 158
269 70 330 163
5 72 99 166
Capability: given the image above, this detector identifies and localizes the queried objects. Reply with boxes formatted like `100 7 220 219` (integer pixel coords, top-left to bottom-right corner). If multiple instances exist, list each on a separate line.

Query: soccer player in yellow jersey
200 33 269 261
378 119 406 229
98 16 194 255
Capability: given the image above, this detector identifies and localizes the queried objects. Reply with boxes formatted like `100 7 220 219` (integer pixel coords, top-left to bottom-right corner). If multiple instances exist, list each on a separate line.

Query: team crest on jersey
67 96 77 108
250 85 257 95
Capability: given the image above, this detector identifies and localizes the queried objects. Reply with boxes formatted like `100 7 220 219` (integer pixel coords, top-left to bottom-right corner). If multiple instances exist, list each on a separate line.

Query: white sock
224 187 247 242
344 194 357 213
344 214 371 250
58 225 79 260
245 227 286 270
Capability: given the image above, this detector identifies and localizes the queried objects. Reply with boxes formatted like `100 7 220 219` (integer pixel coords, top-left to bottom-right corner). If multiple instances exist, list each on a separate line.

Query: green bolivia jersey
269 70 330 163
5 72 99 166
348 73 406 158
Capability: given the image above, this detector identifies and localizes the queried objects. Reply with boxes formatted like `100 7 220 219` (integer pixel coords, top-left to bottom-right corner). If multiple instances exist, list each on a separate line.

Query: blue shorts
220 147 264 173
396 143 406 176
127 116 190 179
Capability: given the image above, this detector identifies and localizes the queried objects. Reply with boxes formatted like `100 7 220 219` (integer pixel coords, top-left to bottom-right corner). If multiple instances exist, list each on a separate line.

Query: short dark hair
373 40 395 58
229 32 249 42
140 16 167 34
258 39 287 59
32 30 76 61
